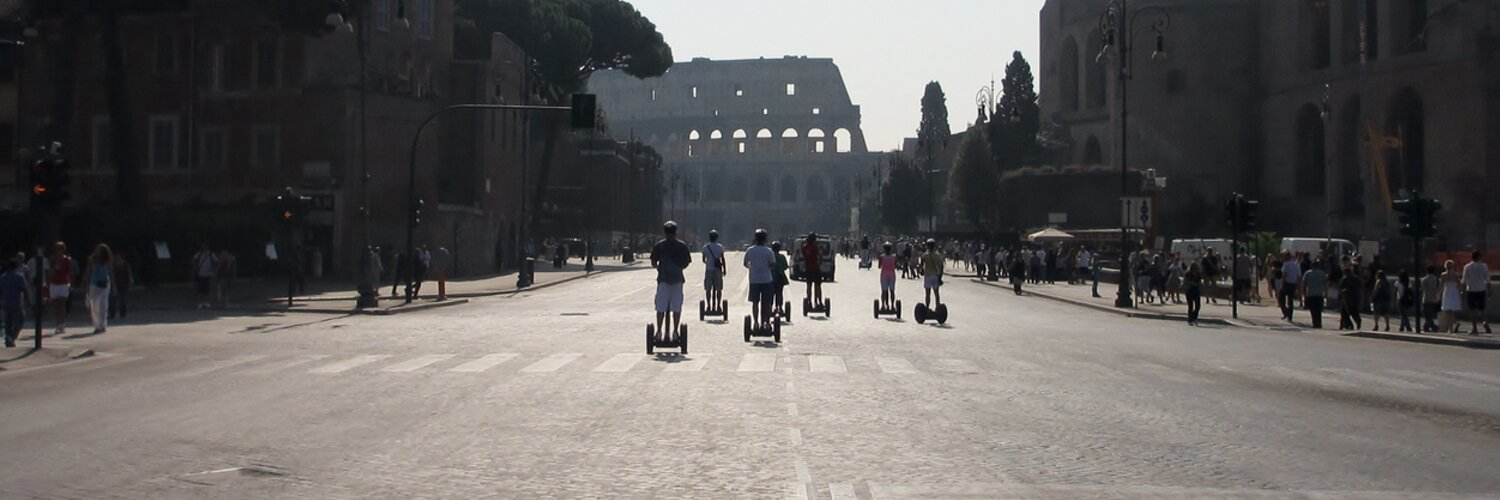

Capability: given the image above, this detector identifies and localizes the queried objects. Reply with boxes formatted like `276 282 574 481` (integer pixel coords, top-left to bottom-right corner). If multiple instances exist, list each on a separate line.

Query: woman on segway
772 241 790 320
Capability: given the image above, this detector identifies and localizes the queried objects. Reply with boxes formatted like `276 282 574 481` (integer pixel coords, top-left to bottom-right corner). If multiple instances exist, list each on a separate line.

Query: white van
1169 239 1233 263
1281 237 1356 258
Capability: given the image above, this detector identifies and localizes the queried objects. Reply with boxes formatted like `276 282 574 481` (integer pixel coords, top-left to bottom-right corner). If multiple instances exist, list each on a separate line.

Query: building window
153 33 176 74
375 0 392 31
734 84 744 97
691 86 698 98
253 38 279 89
812 107 820 115
253 126 280 170
418 0 435 40
148 115 180 171
200 128 226 170
650 89 657 101
91 117 112 170
209 44 227 92
786 83 796 95
762 108 769 115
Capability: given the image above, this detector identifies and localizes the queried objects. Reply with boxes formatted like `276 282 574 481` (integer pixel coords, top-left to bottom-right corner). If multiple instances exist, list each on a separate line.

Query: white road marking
176 355 268 378
786 482 809 500
594 353 642 373
794 459 811 483
789 428 803 446
662 354 710 372
380 354 455 373
309 355 392 374
1319 368 1431 390
738 353 777 372
829 483 857 500
876 356 917 374
607 284 653 303
239 354 330 375
520 353 581 373
448 353 517 373
786 403 799 417
808 355 847 373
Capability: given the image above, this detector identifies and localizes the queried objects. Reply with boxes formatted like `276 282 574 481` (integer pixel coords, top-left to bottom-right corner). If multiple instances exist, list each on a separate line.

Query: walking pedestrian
1279 252 1302 322
1339 263 1363 330
1440 260 1463 332
1009 253 1027 295
108 252 133 320
1461 251 1491 334
191 243 218 309
431 246 452 301
47 242 75 333
1396 270 1415 332
84 244 114 334
1370 270 1392 331
1420 265 1441 332
1184 263 1203 326
1301 260 1327 329
1 257 28 347
214 247 237 308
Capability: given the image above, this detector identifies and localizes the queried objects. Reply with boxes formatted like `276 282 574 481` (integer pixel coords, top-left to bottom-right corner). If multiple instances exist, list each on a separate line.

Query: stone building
1039 0 1500 251
589 56 883 243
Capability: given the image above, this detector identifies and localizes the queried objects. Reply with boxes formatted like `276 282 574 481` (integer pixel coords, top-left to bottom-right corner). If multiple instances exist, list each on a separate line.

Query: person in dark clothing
1184 263 1203 326
1009 255 1027 296
649 221 692 336
1339 265 1364 330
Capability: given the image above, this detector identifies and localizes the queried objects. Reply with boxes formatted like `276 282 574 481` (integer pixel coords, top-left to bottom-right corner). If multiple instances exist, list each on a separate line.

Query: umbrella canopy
1026 228 1076 242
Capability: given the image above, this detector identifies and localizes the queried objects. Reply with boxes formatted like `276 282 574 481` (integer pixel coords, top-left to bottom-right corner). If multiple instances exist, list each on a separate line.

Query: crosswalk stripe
1319 368 1431 390
240 354 330 375
380 354 455 373
1445 371 1500 387
808 355 847 373
594 353 643 373
738 353 777 372
520 353 581 373
177 355 268 378
932 358 981 374
829 483 857 500
1388 369 1494 390
785 482 809 500
663 354 710 372
448 353 517 373
310 355 391 374
876 356 917 374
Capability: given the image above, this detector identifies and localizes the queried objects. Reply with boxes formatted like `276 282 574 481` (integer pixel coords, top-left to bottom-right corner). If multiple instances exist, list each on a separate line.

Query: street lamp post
1320 83 1334 251
1098 0 1170 309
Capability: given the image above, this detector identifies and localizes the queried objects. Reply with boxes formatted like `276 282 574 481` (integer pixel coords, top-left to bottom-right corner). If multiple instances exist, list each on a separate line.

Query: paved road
2 254 1499 499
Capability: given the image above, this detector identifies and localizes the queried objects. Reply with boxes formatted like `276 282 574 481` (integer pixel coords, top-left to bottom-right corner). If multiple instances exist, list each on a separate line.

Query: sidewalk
972 276 1500 349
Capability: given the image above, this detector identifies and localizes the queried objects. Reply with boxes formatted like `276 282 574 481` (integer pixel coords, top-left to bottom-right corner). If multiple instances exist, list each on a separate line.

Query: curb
1342 330 1500 349
262 262 642 304
970 278 1239 327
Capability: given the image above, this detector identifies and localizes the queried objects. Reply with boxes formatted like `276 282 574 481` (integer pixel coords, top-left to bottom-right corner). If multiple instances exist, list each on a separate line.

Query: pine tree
916 81 951 168
989 51 1041 173
947 126 999 232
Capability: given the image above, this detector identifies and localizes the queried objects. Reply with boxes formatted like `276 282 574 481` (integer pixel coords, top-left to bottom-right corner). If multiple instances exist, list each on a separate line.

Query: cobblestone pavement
2 255 1499 499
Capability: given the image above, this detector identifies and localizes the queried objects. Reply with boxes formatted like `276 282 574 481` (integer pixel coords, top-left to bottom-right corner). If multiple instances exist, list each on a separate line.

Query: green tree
915 81 950 168
987 51 1041 173
947 125 998 233
879 154 928 234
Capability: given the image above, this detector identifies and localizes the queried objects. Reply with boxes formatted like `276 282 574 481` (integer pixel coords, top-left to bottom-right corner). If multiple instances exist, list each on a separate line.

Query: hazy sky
623 0 1047 152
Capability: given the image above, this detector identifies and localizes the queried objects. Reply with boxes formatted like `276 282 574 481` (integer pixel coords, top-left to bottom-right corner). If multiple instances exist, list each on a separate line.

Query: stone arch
808 128 827 154
780 175 798 202
688 130 701 141
1337 96 1363 216
709 129 724 140
732 129 748 139
1058 36 1080 113
834 128 853 153
1083 136 1103 164
729 175 747 202
1385 87 1425 196
754 176 772 202
781 128 799 138
756 128 773 139
806 175 828 202
1295 104 1326 198
780 129 801 154
1085 30 1105 109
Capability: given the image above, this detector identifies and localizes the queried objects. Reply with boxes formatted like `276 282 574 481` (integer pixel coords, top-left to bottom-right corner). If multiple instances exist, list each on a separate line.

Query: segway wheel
680 324 688 354
646 324 655 355
936 304 948 325
699 300 706 322
873 300 879 319
722 300 729 318
896 300 903 320
773 317 782 343
915 303 928 324
743 315 752 342
826 299 831 317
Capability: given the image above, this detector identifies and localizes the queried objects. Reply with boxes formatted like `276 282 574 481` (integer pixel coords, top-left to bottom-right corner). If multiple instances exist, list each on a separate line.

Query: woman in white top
1440 260 1464 332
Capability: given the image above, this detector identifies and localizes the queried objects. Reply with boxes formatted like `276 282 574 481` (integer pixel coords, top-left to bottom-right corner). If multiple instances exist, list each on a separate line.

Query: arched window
806 175 827 202
754 176 772 201
732 129 748 139
780 175 798 202
709 130 724 140
781 129 800 155
688 130 701 141
808 129 827 154
1083 136 1104 164
1085 31 1105 109
1058 36 1080 112
756 128 773 139
834 128 853 153
1295 104 1326 198
781 128 799 138
1385 88 1425 196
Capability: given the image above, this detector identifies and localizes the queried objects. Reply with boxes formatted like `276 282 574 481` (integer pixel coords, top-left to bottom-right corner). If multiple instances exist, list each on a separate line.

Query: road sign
1121 197 1152 229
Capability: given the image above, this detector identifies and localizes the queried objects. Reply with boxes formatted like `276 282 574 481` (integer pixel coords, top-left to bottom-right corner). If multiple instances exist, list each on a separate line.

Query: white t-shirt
1463 261 1490 292
1077 250 1092 268
743 245 775 284
702 242 725 271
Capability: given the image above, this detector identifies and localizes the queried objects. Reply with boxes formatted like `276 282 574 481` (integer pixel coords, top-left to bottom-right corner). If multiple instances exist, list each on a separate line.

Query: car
790 237 836 282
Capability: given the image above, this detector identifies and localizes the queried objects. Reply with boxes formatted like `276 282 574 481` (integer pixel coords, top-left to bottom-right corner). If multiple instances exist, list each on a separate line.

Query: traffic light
1239 198 1258 231
1224 194 1258 233
28 158 71 210
1394 198 1417 236
410 198 425 226
28 159 47 209
1394 196 1441 239
571 93 597 129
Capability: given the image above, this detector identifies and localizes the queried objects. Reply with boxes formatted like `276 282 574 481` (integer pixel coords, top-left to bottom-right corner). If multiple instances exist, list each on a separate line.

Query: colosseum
590 56 883 245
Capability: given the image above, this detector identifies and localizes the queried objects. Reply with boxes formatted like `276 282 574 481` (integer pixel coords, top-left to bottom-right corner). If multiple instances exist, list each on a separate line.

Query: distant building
1039 0 1500 251
589 56 883 242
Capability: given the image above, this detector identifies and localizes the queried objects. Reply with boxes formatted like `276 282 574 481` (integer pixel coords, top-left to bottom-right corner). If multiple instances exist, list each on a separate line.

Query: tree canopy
987 51 1042 173
915 81 951 164
879 154 928 234
947 125 999 233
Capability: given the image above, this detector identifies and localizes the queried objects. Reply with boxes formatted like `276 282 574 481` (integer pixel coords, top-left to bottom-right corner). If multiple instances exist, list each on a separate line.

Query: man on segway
802 233 825 306
649 221 691 339
920 238 945 314
702 230 726 307
743 229 776 328
859 235 872 269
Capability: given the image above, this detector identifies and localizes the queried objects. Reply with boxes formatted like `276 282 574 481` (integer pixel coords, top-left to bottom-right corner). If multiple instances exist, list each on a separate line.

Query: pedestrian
1420 265 1441 332
771 240 790 317
1009 253 1027 296
1370 270 1392 331
1339 263 1363 330
650 221 693 336
361 246 383 308
1396 270 1415 332
191 243 218 309
47 242 74 333
108 251 133 320
390 250 409 298
84 244 114 334
1 257 28 347
1044 246 1057 284
1301 259 1327 329
412 246 431 298
1077 247 1092 287
1184 263 1203 326
1201 249 1221 305
214 247 237 308
1279 252 1302 322
1091 253 1102 298
431 246 452 301
1461 251 1491 334
1440 260 1463 332
1134 252 1151 305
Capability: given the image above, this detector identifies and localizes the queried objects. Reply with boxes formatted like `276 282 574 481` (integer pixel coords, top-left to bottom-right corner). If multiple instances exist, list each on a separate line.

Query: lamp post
1097 0 1170 308
1320 83 1334 252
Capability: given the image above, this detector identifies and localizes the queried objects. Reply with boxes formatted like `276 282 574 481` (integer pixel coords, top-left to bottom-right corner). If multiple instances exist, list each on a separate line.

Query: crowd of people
0 241 140 346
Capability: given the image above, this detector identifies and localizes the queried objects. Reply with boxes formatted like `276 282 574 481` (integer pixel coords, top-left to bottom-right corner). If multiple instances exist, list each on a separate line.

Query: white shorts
655 282 684 314
48 284 70 300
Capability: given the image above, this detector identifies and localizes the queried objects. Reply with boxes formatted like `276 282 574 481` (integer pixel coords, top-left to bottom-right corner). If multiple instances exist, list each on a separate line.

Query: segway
913 303 949 325
699 298 728 321
874 298 902 319
858 256 872 270
646 322 687 355
802 297 831 318
743 313 782 343
772 299 793 322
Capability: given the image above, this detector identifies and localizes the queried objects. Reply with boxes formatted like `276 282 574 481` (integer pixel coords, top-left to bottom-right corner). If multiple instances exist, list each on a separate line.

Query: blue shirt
0 270 26 309
743 245 775 284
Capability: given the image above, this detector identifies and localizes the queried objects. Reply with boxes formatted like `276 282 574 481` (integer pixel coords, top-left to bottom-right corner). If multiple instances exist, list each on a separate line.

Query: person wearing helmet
879 242 898 307
921 238 945 308
702 230 727 306
649 221 692 336
743 229 776 326
859 235 872 268
801 233 824 305
771 241 790 317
